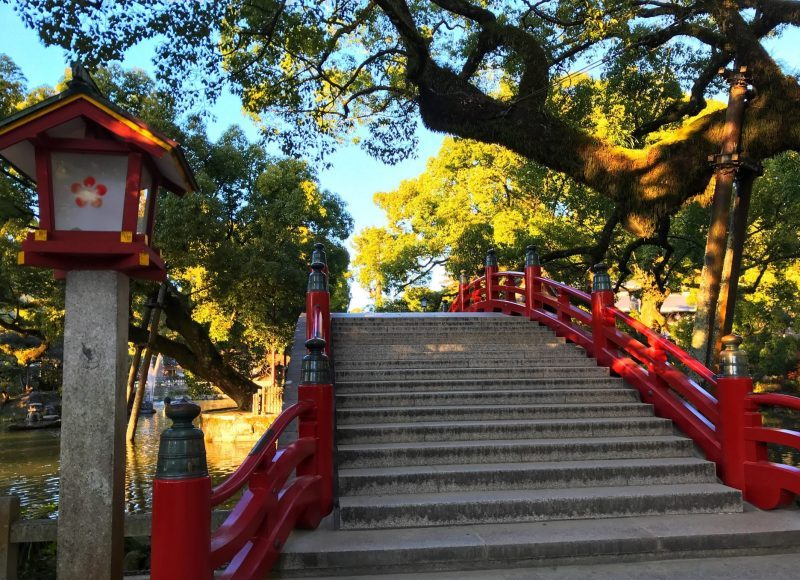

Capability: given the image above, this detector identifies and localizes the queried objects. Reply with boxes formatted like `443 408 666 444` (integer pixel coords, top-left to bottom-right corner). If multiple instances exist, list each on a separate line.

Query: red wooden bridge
149 246 800 579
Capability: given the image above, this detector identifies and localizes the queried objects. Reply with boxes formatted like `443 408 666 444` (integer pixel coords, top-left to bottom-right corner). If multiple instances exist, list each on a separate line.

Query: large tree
0 58 353 408
11 0 800 232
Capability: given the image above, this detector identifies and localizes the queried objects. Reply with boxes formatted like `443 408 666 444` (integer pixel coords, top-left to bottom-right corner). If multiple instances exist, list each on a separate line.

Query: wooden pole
126 291 157 409
713 169 760 356
127 283 167 443
691 66 751 367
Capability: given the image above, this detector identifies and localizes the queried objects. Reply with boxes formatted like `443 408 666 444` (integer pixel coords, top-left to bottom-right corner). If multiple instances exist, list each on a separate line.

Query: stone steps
335 376 625 393
336 416 674 444
338 457 718 496
334 355 595 369
334 365 609 381
337 483 742 530
337 436 696 469
274 512 800 577
334 341 570 356
276 313 746 576
336 388 639 408
337 402 654 425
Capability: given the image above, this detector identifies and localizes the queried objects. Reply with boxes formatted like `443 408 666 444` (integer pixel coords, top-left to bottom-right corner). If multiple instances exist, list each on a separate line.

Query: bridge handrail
453 249 800 511
151 243 334 580
210 400 314 506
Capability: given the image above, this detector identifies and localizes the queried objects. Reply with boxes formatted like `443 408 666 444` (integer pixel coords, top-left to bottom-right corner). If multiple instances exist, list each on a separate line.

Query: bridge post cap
165 401 201 424
591 263 612 292
301 336 331 384
307 261 327 291
156 401 208 480
525 246 540 267
305 336 326 351
719 334 749 377
485 249 498 267
459 270 467 285
311 243 327 265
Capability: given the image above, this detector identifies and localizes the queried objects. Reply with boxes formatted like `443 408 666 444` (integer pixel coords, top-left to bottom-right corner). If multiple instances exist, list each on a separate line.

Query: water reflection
0 400 255 519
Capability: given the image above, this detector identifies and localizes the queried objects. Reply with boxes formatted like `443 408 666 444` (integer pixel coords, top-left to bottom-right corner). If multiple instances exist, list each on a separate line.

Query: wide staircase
271 313 800 577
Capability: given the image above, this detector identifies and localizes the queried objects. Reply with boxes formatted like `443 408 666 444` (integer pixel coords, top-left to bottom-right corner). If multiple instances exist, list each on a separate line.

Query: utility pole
691 66 753 368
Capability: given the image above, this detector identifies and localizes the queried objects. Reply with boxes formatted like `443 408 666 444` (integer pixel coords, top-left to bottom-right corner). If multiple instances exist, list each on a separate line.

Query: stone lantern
0 62 196 280
0 63 196 579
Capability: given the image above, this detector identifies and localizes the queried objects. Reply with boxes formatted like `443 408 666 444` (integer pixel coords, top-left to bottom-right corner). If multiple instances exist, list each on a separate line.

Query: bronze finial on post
719 334 750 378
525 246 540 267
591 263 612 292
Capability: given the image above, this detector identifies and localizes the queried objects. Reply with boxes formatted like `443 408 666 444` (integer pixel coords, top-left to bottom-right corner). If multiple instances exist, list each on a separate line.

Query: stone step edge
338 435 690 452
337 456 714 478
336 416 672 431
274 511 800 576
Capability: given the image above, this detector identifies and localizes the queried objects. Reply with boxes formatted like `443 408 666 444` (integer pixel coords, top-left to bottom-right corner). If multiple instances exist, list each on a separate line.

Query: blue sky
0 4 444 308
1 5 798 308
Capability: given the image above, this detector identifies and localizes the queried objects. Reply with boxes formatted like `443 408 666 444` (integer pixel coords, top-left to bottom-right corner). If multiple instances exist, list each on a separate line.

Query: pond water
0 399 254 519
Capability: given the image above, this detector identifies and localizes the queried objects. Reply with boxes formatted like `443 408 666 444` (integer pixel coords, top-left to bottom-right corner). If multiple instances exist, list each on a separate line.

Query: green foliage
0 56 353 386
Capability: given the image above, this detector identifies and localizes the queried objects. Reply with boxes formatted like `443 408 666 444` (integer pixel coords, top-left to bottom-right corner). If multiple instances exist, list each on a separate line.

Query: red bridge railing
151 243 334 579
451 246 800 510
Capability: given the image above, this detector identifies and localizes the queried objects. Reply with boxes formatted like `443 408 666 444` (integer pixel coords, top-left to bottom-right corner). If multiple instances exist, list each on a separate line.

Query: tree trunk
127 284 166 443
129 287 258 411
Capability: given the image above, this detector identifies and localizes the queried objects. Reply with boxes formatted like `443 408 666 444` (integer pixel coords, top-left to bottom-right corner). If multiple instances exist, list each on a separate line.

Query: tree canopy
11 0 800 235
0 57 353 407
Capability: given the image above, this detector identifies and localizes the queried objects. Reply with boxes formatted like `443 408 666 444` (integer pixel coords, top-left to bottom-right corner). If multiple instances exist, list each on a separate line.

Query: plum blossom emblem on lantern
71 176 107 208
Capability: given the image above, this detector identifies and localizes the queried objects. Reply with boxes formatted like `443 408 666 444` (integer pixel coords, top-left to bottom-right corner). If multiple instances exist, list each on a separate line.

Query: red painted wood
123 152 142 233
151 476 212 580
749 393 800 411
435 264 800 511
34 147 54 230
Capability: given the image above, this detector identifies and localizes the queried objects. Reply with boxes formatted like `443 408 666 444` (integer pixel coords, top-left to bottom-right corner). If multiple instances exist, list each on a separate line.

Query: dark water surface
0 400 253 518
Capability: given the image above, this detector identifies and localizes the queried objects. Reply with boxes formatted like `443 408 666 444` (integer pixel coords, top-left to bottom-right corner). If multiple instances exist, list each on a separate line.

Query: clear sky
1 6 797 309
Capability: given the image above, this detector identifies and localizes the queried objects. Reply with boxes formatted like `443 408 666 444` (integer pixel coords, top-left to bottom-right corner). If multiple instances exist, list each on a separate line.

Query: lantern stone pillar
57 270 129 580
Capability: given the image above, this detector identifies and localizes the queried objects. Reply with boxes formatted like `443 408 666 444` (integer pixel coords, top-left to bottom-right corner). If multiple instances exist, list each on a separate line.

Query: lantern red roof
0 65 197 195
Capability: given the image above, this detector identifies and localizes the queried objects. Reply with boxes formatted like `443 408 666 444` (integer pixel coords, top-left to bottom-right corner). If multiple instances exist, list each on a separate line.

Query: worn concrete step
337 483 742 530
334 366 609 382
335 377 625 395
336 388 639 410
337 402 653 425
338 457 718 496
275 511 800 577
334 341 571 356
336 417 674 445
334 334 565 345
337 436 694 469
331 324 552 342
331 316 535 326
333 355 596 369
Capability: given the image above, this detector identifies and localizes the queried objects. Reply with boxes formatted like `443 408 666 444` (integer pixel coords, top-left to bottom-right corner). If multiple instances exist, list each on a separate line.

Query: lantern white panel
52 153 128 231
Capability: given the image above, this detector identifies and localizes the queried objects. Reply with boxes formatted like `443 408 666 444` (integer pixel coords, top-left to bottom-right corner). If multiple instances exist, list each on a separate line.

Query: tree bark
127 283 166 443
128 288 257 411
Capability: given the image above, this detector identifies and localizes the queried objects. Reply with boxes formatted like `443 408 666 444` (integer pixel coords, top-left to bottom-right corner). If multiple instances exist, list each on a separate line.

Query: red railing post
590 263 615 365
458 270 467 311
716 334 754 491
151 402 212 580
296 336 334 521
524 246 542 320
307 243 331 356
485 249 498 303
